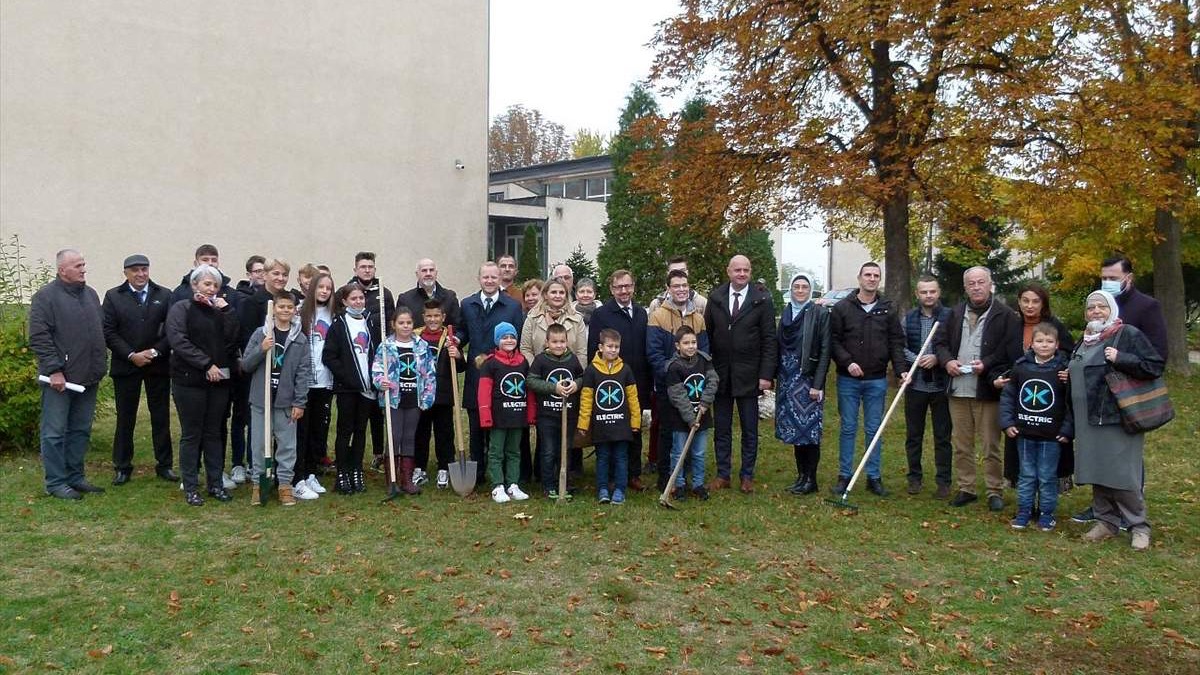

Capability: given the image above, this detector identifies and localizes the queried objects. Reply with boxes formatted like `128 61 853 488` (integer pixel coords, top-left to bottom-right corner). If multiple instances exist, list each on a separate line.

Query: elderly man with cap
29 249 108 500
102 254 177 485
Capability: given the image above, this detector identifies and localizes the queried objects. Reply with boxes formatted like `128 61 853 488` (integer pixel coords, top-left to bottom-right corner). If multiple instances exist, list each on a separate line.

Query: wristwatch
149 349 160 359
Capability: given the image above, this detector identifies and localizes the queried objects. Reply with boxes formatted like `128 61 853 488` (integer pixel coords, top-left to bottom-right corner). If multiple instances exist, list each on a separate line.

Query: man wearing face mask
1097 255 1168 362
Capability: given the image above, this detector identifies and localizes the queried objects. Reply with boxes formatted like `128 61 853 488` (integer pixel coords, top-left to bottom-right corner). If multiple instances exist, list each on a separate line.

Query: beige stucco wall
0 0 488 296
544 196 606 272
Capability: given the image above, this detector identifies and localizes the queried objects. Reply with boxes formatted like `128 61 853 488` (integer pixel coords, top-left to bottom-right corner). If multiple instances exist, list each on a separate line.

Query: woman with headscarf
775 274 831 495
1070 290 1164 551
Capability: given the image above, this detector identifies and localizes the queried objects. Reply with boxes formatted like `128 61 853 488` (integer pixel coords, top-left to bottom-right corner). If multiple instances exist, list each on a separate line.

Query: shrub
0 312 42 451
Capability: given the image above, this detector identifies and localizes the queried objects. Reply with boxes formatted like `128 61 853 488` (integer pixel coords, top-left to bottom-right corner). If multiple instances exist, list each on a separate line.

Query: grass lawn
1 374 1197 674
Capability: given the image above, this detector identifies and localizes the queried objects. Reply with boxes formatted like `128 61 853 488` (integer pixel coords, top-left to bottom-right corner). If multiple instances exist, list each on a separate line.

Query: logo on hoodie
546 368 575 400
500 372 526 399
1019 378 1055 413
595 379 625 412
684 374 705 404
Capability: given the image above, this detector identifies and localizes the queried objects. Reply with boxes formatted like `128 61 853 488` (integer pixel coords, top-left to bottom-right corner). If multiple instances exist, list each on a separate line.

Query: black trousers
368 403 386 458
295 386 333 484
415 403 455 471
173 383 229 493
713 393 760 480
111 372 172 472
904 388 953 486
334 392 374 472
229 374 251 469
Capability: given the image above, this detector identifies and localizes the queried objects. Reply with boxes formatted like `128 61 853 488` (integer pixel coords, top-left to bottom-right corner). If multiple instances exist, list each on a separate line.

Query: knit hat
493 321 517 344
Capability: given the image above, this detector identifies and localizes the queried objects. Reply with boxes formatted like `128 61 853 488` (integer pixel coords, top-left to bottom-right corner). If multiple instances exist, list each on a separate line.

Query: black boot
353 469 366 493
799 446 820 494
786 446 806 494
335 469 352 495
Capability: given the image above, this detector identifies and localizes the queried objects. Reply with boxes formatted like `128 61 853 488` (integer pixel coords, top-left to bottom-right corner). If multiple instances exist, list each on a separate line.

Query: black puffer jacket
166 299 239 388
829 293 905 379
1073 325 1165 427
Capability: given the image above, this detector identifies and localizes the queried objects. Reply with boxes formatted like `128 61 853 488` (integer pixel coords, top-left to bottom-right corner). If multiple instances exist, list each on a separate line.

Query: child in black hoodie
528 323 583 498
999 323 1073 531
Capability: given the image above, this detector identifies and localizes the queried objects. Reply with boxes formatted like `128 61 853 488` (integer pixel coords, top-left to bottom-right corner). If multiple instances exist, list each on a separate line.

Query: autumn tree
489 105 571 171
646 0 1075 311
1006 0 1198 373
571 129 610 158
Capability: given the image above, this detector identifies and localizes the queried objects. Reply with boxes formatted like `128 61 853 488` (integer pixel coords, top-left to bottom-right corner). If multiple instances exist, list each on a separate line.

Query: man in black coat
934 266 1021 511
397 257 461 329
586 269 652 489
704 255 778 493
102 255 177 485
1099 255 1168 361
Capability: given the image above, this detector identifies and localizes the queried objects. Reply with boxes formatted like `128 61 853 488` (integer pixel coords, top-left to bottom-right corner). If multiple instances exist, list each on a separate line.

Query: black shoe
786 477 805 494
47 485 83 500
112 470 131 486
949 491 978 507
935 484 951 499
866 478 889 497
1071 506 1096 523
830 475 850 496
185 491 204 506
691 486 710 501
207 487 233 502
353 469 367 493
71 481 106 494
671 487 687 501
798 475 818 494
988 495 1004 512
156 468 180 482
907 478 922 495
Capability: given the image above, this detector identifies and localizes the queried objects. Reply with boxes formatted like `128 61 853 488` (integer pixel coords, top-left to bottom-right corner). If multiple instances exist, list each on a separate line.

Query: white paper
38 375 86 393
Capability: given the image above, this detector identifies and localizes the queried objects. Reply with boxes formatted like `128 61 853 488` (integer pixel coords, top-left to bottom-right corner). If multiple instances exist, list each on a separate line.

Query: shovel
557 402 569 504
825 322 939 512
659 417 701 509
446 326 477 496
379 290 401 502
259 300 275 505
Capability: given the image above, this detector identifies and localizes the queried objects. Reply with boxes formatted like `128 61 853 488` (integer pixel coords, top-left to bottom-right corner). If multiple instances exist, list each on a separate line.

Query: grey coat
239 321 311 410
28 279 107 386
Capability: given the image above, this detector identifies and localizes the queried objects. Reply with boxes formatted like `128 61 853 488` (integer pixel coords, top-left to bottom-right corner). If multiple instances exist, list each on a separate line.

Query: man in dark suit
103 255 177 485
704 255 778 493
586 269 652 490
459 261 525 480
397 257 460 329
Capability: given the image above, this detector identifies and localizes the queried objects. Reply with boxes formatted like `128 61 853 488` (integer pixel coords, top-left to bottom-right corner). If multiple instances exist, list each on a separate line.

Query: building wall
544 197 606 272
0 0 488 295
827 238 884 291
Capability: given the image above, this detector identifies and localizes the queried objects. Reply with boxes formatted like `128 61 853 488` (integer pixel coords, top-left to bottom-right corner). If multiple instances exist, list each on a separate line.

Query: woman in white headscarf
1069 290 1164 551
774 274 831 495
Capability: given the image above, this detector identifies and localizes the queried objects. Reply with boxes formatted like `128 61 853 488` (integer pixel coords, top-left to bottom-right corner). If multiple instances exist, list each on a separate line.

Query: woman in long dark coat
775 274 831 495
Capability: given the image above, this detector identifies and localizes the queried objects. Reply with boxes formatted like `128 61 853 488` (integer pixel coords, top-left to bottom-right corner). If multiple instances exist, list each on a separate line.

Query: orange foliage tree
643 0 1075 308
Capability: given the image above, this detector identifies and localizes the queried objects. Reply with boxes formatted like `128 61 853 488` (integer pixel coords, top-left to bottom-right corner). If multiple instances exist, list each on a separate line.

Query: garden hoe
446 325 477 496
826 322 939 512
258 300 275 505
659 414 702 509
379 291 401 502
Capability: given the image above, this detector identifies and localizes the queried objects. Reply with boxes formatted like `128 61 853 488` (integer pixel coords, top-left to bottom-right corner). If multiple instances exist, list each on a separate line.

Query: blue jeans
671 429 708 489
595 441 629 495
836 375 886 479
1017 437 1060 515
40 384 99 491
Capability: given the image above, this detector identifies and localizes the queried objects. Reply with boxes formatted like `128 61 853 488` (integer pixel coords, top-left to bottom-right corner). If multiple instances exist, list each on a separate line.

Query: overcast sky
489 0 829 282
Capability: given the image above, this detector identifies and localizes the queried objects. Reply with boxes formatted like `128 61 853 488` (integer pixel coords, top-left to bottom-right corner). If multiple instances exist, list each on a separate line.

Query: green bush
0 312 42 452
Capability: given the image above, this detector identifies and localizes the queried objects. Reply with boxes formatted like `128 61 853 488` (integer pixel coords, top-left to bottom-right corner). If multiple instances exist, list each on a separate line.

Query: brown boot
401 456 421 495
251 485 261 505
279 484 296 506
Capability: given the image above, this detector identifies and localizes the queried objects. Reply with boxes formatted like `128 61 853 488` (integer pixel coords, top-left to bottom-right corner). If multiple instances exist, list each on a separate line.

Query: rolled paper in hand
38 375 85 393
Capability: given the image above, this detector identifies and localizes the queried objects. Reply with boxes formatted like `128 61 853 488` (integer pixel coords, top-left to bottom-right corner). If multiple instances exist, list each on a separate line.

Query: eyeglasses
1086 303 1109 311
612 283 634 290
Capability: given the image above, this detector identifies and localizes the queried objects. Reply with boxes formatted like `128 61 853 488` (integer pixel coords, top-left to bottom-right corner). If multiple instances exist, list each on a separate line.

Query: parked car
814 287 855 307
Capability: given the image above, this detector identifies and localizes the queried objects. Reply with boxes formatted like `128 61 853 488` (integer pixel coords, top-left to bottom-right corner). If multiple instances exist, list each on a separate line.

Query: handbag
1104 369 1175 433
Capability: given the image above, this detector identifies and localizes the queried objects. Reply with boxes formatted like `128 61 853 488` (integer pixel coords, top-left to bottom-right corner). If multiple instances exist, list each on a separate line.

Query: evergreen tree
518 225 543 283
563 244 598 283
934 217 1028 306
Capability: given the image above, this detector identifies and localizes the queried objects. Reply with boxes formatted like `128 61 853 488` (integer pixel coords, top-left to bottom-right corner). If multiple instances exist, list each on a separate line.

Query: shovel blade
258 460 275 505
381 483 401 503
448 459 477 497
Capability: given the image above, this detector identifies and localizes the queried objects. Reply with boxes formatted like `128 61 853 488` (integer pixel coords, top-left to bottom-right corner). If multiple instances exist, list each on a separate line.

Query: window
564 180 586 200
544 182 565 198
586 177 610 201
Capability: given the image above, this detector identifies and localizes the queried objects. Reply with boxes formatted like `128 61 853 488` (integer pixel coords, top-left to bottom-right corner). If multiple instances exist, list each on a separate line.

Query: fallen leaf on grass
512 512 532 520
249 533 262 540
759 646 784 656
167 590 182 615
240 626 255 635
900 653 917 669
1125 599 1159 614
498 569 512 580
86 645 113 659
736 651 754 665
644 647 668 659
1162 628 1198 649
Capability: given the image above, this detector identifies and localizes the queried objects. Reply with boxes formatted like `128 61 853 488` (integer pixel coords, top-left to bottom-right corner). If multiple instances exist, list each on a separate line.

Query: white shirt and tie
728 285 747 319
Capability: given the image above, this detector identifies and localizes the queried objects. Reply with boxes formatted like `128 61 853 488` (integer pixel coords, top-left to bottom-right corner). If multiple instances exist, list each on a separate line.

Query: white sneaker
491 486 510 503
306 474 326 494
507 484 529 501
413 468 428 486
222 473 236 490
436 469 449 489
293 481 319 500
230 466 247 484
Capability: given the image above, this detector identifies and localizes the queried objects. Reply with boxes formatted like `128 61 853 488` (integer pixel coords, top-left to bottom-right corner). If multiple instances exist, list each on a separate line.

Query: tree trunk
1151 203 1191 375
883 189 912 313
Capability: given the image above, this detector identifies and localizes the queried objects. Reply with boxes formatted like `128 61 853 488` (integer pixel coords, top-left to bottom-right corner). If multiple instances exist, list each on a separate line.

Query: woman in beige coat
520 279 587 368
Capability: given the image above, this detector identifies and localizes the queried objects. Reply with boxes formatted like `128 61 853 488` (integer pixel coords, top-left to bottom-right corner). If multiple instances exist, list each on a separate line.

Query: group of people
30 246 1169 549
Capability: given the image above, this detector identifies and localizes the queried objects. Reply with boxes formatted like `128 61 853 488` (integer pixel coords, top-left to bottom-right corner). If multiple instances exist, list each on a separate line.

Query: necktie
138 289 147 305
484 297 493 314
624 306 632 319
731 292 742 319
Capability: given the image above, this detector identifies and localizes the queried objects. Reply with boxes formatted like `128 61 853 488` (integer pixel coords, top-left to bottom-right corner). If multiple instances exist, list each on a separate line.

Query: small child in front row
372 307 437 494
477 322 536 503
240 292 311 506
528 323 584 499
416 300 464 490
577 328 641 504
998 322 1073 531
665 325 718 501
